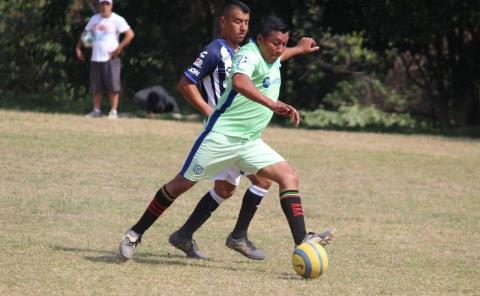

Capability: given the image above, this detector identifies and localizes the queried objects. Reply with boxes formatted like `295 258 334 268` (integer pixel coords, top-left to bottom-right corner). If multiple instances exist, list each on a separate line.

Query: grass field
1 110 479 295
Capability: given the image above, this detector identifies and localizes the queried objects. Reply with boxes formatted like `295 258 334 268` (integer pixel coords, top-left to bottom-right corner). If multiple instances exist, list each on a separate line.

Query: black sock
131 185 175 235
176 191 220 239
231 186 265 239
280 190 307 245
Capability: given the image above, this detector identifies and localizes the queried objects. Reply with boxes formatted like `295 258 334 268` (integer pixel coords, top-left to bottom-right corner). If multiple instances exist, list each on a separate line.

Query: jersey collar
217 38 236 58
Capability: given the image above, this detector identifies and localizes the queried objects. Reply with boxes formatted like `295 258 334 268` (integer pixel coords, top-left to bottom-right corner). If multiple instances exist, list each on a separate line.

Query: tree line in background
1 0 479 129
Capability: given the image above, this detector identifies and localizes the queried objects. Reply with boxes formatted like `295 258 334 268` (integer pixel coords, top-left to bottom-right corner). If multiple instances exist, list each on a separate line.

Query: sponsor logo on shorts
188 67 200 77
192 164 205 175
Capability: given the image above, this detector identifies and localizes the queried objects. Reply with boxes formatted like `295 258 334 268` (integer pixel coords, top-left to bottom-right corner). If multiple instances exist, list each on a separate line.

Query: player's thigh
181 131 241 182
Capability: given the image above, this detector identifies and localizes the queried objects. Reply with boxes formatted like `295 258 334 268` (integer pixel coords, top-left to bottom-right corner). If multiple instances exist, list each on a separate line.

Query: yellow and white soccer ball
292 241 329 279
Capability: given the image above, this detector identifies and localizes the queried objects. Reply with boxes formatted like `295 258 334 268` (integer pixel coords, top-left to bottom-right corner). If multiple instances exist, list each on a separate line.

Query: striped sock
131 185 175 235
280 190 307 245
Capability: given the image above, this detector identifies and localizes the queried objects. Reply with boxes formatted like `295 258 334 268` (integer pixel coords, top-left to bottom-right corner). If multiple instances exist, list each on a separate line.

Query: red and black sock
280 190 307 245
131 185 175 235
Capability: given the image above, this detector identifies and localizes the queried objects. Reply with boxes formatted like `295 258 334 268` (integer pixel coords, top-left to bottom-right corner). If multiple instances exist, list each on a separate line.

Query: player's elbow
176 76 189 94
232 74 245 92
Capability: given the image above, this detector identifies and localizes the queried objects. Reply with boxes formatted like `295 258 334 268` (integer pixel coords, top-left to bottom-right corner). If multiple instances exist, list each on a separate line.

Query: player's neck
222 37 240 52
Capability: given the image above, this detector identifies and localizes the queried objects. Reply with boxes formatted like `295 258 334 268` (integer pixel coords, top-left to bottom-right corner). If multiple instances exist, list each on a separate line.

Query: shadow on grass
51 244 295 277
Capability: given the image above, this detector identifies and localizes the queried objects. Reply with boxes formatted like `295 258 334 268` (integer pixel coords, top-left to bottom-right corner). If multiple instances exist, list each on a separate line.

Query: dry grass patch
1 110 479 295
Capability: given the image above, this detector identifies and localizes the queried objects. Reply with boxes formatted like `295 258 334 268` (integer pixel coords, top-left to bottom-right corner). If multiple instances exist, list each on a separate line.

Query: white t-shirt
85 12 130 62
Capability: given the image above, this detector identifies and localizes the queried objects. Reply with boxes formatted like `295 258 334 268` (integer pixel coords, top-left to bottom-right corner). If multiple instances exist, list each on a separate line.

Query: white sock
209 189 225 205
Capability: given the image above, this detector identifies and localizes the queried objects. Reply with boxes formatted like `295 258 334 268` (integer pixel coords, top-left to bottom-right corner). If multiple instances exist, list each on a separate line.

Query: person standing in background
76 0 134 119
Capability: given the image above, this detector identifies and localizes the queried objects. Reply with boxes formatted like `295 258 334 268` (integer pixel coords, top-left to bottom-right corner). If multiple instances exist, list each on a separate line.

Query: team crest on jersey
193 58 203 67
236 55 248 67
192 164 205 175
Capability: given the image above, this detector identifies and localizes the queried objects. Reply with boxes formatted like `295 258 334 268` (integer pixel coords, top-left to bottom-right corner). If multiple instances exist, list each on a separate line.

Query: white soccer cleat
303 228 336 246
119 229 141 260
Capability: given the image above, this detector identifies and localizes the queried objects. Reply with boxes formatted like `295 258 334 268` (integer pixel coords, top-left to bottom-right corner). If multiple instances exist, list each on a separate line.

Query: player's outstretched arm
232 73 300 126
177 76 213 116
281 37 319 62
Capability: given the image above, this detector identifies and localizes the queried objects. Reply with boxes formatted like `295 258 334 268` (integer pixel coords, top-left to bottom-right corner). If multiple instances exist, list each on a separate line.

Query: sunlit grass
1 110 479 295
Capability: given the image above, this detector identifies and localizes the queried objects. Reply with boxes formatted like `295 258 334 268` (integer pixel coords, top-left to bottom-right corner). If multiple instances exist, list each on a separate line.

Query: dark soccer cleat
225 233 265 260
168 231 207 259
302 228 337 246
119 229 141 260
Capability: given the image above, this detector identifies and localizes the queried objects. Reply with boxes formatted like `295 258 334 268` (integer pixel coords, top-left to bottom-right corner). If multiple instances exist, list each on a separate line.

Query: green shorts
180 131 284 182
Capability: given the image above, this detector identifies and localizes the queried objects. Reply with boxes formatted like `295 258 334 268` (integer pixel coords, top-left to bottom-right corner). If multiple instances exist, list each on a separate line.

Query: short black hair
256 15 290 38
222 0 250 18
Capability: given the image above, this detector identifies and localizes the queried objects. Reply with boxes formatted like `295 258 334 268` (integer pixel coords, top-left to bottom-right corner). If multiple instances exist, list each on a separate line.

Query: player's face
99 1 112 17
221 8 250 46
257 31 290 64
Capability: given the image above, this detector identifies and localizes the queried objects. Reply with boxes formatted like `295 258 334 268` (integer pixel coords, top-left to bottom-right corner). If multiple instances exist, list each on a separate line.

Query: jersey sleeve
232 48 258 78
84 15 95 31
115 15 130 33
183 44 218 84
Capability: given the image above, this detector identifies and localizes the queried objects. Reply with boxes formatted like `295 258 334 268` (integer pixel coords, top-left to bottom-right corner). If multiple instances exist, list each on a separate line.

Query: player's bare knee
279 167 299 188
166 174 196 196
251 177 272 190
214 180 236 199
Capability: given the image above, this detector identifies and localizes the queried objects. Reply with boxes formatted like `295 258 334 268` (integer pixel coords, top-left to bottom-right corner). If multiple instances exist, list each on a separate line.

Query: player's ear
219 16 226 27
256 34 264 44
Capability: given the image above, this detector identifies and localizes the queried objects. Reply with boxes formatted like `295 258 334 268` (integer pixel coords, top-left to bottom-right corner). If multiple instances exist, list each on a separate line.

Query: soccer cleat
302 228 337 246
168 231 207 259
119 229 141 260
86 110 102 118
225 233 265 260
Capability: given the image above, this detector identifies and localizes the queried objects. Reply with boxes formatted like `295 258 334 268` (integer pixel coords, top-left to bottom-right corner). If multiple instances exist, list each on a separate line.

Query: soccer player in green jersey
119 15 335 261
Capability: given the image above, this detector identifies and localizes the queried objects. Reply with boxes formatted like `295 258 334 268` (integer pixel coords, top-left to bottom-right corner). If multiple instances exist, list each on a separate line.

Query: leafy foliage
0 0 479 127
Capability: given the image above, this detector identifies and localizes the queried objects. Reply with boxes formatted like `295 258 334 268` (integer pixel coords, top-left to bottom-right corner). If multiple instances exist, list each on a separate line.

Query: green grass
1 110 479 295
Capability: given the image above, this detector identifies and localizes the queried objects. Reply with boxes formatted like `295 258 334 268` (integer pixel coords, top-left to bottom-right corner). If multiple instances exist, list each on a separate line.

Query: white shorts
212 165 243 186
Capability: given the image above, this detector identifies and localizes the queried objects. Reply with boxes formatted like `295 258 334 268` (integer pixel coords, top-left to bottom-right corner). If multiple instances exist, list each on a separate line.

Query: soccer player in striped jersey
170 1 271 260
119 5 335 261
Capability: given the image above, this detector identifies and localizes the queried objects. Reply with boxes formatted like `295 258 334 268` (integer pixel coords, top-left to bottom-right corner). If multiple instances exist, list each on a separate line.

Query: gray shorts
90 57 122 93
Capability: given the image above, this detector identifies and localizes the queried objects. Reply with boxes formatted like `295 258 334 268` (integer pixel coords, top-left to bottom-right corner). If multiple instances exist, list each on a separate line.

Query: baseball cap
99 0 112 4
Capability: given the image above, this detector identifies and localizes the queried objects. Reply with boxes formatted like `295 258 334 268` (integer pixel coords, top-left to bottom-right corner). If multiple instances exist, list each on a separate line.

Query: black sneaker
168 231 207 259
225 233 265 260
302 228 337 246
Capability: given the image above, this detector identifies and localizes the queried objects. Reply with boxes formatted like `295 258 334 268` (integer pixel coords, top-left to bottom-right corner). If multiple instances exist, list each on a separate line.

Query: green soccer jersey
206 39 282 140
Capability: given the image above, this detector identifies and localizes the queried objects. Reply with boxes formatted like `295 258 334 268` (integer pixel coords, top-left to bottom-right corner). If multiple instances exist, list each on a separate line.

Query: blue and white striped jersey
183 38 235 107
